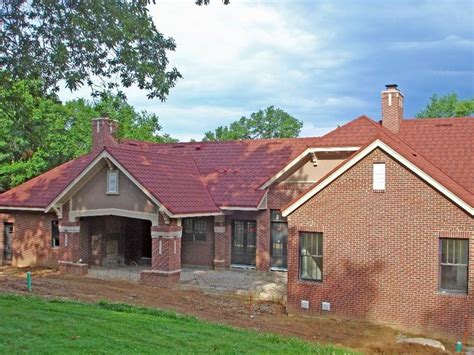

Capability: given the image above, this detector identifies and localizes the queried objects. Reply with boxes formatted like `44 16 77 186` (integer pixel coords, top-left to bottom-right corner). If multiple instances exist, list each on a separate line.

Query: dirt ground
0 266 455 354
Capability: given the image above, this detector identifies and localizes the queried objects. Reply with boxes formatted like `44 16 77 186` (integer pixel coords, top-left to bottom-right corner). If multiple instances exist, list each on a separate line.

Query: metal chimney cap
385 84 398 89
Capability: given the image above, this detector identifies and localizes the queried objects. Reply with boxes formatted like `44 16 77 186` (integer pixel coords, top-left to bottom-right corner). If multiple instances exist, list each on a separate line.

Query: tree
196 0 230 4
416 93 474 118
0 76 176 191
1 0 181 100
203 106 303 141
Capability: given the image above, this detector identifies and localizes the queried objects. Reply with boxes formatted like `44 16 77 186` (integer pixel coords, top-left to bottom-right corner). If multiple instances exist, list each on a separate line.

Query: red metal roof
0 115 472 213
105 146 220 215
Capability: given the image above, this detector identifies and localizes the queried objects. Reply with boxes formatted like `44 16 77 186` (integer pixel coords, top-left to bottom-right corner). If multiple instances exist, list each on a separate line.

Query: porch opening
80 216 151 267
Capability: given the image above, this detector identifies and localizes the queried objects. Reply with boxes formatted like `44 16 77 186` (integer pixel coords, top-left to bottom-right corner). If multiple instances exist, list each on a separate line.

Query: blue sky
59 0 474 141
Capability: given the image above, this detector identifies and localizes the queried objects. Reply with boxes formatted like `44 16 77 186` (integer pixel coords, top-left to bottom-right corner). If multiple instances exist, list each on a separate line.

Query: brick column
58 221 88 275
213 215 227 269
140 224 182 288
256 209 271 271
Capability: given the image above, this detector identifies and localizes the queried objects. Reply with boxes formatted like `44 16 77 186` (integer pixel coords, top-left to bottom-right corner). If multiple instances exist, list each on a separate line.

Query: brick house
0 85 472 338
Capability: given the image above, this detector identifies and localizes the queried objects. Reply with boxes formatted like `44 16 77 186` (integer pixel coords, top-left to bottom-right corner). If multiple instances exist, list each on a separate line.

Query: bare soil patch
0 266 452 354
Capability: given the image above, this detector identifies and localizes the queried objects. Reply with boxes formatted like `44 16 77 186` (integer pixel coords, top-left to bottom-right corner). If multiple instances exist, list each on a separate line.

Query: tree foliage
0 76 176 191
416 93 474 118
203 106 303 141
1 0 181 100
195 0 230 5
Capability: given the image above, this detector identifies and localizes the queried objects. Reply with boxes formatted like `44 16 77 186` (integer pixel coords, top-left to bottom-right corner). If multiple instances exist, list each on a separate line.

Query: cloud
391 35 474 50
58 0 473 141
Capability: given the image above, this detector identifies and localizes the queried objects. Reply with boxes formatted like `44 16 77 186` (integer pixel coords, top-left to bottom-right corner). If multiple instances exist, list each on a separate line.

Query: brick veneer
181 217 214 267
0 211 59 267
140 223 182 288
287 148 473 339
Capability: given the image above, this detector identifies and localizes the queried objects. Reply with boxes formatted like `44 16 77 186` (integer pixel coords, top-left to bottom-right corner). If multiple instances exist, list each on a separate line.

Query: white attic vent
373 163 386 191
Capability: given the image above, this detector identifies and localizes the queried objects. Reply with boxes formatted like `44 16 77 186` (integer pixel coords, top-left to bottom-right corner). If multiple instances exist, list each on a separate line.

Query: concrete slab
180 268 287 302
85 266 287 302
397 337 445 351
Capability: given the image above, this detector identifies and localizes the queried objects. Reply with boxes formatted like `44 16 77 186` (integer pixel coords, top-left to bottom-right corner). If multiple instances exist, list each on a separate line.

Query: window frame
106 170 119 195
182 218 209 243
51 220 60 248
439 238 469 294
299 232 323 282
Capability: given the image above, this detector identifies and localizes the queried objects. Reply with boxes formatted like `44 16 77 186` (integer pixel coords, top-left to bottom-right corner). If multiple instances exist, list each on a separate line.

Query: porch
85 265 287 302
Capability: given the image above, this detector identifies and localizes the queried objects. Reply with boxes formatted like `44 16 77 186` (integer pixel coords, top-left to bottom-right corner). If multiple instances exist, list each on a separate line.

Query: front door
3 223 13 263
231 220 256 266
270 210 288 269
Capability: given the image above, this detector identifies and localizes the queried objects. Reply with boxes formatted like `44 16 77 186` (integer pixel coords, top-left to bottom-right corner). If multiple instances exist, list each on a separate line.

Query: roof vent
172 144 185 148
434 124 453 127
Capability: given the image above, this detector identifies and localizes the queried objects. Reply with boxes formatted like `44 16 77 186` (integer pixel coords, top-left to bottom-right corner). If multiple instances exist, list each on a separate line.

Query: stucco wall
287 148 474 339
282 154 348 183
71 167 157 214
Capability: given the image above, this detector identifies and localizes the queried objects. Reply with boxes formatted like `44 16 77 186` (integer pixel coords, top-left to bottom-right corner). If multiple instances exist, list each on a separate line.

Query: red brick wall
287 148 474 339
151 225 182 272
0 211 59 268
268 182 313 210
181 217 214 267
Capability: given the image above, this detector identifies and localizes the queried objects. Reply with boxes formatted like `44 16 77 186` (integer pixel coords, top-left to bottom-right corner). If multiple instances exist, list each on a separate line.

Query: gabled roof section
282 131 474 217
105 146 220 215
397 117 474 195
0 153 97 209
121 136 325 208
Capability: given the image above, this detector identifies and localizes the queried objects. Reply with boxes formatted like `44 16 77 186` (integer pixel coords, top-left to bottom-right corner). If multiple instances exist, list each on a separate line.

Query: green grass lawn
0 294 352 354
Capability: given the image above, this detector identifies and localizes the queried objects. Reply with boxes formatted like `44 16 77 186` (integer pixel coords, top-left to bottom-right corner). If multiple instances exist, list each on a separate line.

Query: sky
59 0 474 142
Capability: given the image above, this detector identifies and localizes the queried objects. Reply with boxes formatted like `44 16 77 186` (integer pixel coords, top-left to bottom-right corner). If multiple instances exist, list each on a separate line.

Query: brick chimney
381 84 404 133
91 117 119 151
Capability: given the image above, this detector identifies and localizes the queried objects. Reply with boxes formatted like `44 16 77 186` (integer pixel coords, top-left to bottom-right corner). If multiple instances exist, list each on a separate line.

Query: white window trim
106 169 119 195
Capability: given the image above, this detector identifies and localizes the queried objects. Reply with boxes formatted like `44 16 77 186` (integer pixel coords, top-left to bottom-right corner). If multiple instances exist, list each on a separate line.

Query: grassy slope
0 294 353 354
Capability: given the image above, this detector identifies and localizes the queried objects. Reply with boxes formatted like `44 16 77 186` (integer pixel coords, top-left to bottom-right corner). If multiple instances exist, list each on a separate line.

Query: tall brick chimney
91 117 119 151
381 84 404 133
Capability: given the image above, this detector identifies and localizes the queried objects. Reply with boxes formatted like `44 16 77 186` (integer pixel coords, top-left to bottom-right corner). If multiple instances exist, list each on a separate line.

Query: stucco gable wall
287 147 474 338
71 167 157 214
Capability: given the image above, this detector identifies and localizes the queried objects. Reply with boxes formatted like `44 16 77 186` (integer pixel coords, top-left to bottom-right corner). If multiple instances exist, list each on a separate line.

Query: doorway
3 223 13 263
231 220 256 266
270 210 288 269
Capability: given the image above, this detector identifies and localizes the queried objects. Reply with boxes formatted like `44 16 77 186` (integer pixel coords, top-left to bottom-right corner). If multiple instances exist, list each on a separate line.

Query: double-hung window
440 239 469 293
299 232 323 281
183 218 208 242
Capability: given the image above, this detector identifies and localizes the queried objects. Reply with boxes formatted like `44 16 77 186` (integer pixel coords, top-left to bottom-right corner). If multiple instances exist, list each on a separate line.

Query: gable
70 164 157 215
278 151 352 183
287 148 474 226
283 139 474 217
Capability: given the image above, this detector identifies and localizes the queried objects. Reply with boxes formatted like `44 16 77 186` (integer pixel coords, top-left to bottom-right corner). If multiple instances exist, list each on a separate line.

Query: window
373 163 386 191
107 170 119 194
271 210 287 223
299 232 323 281
440 239 468 293
183 218 208 242
51 220 60 248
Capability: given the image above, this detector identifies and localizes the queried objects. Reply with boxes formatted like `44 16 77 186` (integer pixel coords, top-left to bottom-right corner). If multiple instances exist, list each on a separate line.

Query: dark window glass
271 210 287 222
182 218 208 242
51 220 60 247
440 239 468 293
299 232 323 281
